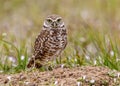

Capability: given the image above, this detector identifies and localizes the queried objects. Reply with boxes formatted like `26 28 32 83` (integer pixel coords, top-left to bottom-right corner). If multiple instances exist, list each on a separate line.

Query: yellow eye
47 19 52 23
57 19 61 23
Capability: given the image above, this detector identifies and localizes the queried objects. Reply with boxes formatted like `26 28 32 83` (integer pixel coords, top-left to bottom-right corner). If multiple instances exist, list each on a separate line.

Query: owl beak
52 22 57 28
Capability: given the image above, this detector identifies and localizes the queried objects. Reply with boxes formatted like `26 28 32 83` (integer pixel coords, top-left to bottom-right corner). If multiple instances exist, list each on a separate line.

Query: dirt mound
0 66 120 86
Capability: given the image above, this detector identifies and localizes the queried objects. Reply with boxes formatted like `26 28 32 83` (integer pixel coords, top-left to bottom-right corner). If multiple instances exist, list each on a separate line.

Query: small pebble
90 79 95 84
7 76 11 80
77 82 81 86
54 80 58 85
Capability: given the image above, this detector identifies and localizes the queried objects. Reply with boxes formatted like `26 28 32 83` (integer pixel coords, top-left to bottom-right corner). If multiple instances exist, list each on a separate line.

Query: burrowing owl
27 14 67 68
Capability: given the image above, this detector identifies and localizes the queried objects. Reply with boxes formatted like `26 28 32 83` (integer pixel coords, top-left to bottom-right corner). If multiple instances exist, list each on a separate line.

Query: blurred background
0 0 120 72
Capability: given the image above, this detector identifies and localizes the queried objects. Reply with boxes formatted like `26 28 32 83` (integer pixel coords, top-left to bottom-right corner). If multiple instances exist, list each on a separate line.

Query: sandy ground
0 66 120 86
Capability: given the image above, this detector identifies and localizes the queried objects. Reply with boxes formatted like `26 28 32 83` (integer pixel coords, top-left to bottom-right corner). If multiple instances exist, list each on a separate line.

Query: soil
0 66 120 86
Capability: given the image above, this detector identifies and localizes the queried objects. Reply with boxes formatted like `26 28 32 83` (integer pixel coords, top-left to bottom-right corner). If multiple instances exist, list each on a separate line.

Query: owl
27 14 67 68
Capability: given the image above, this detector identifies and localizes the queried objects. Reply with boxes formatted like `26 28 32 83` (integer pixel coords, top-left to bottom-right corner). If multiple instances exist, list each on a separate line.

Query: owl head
43 14 65 28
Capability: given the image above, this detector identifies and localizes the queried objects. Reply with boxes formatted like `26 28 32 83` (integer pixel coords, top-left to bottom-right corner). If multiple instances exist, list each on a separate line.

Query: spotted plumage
27 14 67 68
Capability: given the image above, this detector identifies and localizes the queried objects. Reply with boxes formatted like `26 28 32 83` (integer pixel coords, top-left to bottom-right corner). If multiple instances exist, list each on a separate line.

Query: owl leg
27 57 42 68
59 55 62 64
34 59 42 68
27 58 34 68
40 60 53 71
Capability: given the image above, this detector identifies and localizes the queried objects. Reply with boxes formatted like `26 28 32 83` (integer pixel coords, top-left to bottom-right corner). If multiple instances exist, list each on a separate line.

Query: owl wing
33 29 49 59
27 29 49 68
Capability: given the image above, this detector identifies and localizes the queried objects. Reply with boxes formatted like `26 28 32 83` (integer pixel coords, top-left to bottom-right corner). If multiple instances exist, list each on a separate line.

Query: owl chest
46 30 65 48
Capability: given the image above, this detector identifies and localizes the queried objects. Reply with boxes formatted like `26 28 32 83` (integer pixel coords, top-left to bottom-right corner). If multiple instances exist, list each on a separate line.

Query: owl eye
47 19 52 23
57 19 61 23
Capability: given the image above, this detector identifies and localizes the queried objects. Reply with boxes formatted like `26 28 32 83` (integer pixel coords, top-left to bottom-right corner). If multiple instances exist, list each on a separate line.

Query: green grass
0 0 120 73
0 39 28 73
0 28 120 73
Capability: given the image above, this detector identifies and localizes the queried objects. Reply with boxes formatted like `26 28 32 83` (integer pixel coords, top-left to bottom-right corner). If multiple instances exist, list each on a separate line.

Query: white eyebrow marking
43 22 49 28
55 17 62 21
60 22 65 27
46 18 52 20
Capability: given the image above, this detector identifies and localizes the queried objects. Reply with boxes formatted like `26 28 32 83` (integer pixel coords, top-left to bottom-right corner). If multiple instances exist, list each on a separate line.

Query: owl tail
27 57 42 68
27 58 34 68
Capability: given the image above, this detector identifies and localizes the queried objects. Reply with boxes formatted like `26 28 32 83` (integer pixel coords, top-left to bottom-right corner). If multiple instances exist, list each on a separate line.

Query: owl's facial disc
43 17 64 28
55 17 64 28
44 18 53 28
47 18 52 24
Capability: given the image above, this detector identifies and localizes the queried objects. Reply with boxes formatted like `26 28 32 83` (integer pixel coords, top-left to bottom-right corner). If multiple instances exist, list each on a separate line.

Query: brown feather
27 15 67 68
